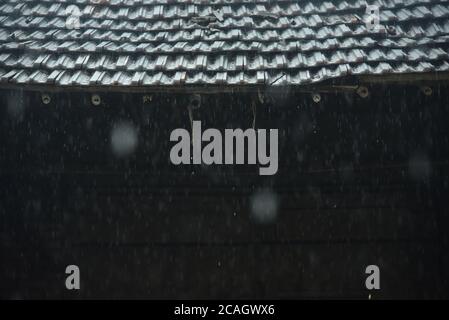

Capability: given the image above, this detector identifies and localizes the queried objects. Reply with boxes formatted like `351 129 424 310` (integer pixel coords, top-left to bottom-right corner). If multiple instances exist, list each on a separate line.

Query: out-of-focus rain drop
110 121 138 158
7 92 25 121
340 162 355 181
85 117 93 130
250 188 279 224
408 152 432 181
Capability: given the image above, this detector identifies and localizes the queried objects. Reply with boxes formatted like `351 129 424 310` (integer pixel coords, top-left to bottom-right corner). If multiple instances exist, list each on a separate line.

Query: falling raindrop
250 188 279 224
340 162 355 181
408 152 432 181
6 91 25 121
110 121 138 158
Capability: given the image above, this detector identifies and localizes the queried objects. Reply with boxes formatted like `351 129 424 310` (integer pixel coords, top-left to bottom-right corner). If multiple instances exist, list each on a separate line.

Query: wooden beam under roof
0 72 449 94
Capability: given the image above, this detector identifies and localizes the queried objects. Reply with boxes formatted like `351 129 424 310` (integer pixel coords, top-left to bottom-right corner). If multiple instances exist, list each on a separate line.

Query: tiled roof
1 0 449 87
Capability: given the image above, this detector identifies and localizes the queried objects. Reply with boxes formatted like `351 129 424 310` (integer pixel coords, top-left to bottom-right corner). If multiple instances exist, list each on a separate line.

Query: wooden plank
0 243 442 299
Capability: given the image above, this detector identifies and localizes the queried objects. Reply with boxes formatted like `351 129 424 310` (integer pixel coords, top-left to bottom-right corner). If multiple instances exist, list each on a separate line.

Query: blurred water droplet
110 121 138 158
408 152 432 181
7 92 25 121
340 162 355 181
250 189 279 224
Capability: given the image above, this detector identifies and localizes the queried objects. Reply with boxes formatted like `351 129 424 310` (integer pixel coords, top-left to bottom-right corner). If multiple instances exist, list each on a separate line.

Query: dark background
1 84 448 299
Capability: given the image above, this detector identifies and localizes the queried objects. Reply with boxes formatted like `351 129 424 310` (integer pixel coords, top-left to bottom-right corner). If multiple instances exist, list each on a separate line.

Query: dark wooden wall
1 85 448 299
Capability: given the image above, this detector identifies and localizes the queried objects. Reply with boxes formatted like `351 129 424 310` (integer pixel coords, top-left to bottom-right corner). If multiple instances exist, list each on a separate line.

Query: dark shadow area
1 85 448 299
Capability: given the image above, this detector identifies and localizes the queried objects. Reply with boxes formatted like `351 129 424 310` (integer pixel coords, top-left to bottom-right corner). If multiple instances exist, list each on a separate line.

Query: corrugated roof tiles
0 0 449 86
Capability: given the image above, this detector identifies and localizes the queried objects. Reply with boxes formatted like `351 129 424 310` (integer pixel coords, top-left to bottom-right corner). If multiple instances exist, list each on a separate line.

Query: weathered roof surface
1 0 449 87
